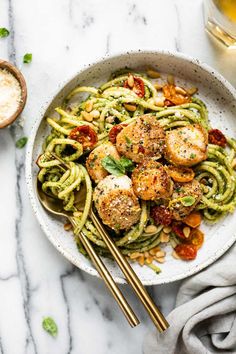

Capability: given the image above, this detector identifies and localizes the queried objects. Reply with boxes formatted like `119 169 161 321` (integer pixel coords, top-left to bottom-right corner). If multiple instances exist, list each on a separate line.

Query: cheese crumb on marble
0 68 22 122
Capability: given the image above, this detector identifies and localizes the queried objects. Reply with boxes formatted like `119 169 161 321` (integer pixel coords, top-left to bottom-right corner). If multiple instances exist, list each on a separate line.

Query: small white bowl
25 51 236 285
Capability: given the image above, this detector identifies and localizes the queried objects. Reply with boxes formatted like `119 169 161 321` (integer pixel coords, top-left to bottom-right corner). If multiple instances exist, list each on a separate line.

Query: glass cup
204 0 236 48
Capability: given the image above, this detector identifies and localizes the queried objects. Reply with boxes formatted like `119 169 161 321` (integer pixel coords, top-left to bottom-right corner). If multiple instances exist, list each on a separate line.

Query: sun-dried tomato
208 129 227 148
162 84 191 106
124 75 145 98
188 228 204 250
108 124 127 144
172 223 185 239
150 205 172 226
175 243 197 260
69 125 97 149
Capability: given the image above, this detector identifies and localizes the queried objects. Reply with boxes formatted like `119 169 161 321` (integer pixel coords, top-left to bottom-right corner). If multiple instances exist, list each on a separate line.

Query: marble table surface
0 0 236 353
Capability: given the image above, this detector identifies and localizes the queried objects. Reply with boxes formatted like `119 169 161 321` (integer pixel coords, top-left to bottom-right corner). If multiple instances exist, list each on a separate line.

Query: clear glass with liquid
204 0 236 48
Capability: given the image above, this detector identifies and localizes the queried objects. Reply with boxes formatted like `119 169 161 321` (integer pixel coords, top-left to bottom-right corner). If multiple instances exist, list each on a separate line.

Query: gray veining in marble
0 0 236 353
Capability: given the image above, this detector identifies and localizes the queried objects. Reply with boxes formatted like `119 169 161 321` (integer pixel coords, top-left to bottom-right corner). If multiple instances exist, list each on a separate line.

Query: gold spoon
48 153 169 332
37 181 140 328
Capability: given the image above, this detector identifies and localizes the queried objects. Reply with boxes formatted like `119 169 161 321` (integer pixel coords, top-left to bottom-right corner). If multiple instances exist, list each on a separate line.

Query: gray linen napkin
144 242 236 354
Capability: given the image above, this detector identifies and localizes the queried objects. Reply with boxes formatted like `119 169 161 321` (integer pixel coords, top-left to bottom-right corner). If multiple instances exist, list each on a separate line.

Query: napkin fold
144 243 236 354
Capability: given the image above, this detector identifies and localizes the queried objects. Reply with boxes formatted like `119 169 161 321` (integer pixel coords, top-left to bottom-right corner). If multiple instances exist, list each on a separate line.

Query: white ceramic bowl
26 51 236 285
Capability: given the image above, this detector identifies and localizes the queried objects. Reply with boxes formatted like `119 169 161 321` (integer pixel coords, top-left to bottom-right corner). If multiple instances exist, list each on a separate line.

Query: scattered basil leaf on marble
0 28 10 38
23 53 32 63
101 155 135 176
16 137 28 148
180 196 196 207
101 155 125 176
42 317 58 337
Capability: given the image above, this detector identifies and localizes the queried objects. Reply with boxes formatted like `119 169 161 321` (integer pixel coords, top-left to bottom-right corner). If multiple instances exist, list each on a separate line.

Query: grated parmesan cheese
0 68 21 122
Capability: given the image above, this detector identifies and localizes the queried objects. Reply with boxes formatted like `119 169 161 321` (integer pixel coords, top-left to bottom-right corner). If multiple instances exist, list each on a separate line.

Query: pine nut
144 251 150 258
183 226 191 238
145 256 154 264
175 86 187 95
64 223 72 231
172 250 180 259
160 232 169 243
149 249 158 256
154 97 165 107
186 87 198 95
154 83 164 90
163 226 172 234
152 246 161 253
73 211 82 218
144 224 159 234
155 250 166 258
129 252 141 259
81 111 93 122
85 100 93 112
124 103 136 112
90 109 100 119
138 255 145 266
127 74 134 88
147 69 160 78
167 74 175 85
155 257 165 263
106 116 115 123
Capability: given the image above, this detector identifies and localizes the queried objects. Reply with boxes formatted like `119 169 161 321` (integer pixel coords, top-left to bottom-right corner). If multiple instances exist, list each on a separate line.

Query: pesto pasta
37 70 236 271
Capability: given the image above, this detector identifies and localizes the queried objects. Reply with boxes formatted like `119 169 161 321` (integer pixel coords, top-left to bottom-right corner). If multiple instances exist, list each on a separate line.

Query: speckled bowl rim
25 50 236 285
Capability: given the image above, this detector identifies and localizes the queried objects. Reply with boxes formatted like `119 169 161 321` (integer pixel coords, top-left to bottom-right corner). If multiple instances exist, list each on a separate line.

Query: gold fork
43 152 169 332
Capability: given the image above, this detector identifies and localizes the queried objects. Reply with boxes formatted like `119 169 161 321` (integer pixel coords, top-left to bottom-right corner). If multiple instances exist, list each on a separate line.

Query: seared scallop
169 179 202 220
165 124 208 167
132 160 173 200
116 115 166 163
93 175 141 231
86 142 120 183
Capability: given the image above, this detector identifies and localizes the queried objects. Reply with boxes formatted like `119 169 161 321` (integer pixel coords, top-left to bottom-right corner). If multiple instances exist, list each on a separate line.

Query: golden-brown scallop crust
165 124 208 167
116 115 166 163
170 179 202 220
86 142 120 183
132 159 173 200
96 189 141 230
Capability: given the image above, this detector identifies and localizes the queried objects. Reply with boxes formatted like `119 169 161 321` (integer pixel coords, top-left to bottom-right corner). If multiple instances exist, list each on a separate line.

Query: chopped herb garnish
23 53 32 64
120 156 135 172
101 155 135 176
16 137 28 148
125 136 132 146
180 196 196 207
190 153 196 159
0 28 10 38
42 317 58 337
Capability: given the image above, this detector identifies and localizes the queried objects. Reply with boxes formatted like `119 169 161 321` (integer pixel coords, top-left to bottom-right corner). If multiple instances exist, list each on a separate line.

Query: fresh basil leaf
180 196 196 207
101 156 125 176
16 137 28 148
23 53 32 63
120 156 135 172
0 28 9 38
42 317 58 337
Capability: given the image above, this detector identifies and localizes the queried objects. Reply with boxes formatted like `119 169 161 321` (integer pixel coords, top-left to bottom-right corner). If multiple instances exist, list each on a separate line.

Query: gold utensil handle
69 218 139 328
90 210 169 332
